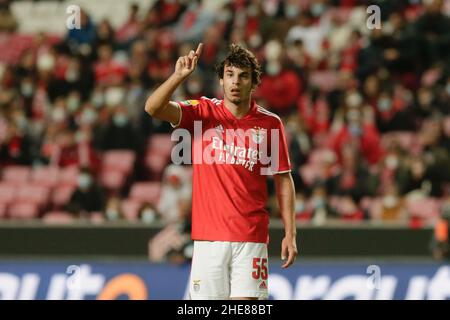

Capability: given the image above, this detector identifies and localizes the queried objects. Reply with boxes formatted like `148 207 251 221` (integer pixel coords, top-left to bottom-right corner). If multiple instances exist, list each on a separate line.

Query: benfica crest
251 126 267 144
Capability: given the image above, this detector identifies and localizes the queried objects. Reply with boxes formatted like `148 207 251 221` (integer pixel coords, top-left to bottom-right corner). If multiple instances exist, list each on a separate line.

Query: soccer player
145 43 297 300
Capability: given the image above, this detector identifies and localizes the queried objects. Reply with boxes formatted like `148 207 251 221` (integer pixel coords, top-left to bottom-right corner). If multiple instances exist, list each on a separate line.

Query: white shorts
189 240 269 300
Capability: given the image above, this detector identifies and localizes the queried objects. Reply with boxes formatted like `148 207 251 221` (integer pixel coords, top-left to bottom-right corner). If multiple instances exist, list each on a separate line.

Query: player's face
220 65 253 105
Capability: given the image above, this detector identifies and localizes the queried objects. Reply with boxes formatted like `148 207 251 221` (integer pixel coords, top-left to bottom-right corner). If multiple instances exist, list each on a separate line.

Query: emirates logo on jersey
251 126 267 144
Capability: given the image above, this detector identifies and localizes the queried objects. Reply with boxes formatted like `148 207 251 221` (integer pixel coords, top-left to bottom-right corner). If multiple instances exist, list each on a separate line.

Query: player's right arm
144 43 203 125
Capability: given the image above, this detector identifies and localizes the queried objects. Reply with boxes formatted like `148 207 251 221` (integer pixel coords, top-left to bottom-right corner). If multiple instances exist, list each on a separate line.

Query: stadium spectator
104 196 125 221
66 167 105 218
157 164 191 224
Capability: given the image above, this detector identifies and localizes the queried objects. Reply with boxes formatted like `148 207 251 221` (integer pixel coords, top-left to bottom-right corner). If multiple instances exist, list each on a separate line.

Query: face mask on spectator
385 155 399 169
65 69 80 83
67 96 80 113
313 197 325 209
106 209 120 221
295 200 305 213
383 195 399 208
141 208 156 224
346 109 360 122
113 113 129 127
346 93 362 108
249 33 262 48
105 87 125 107
311 3 326 17
75 131 88 144
266 62 281 76
37 53 55 72
246 4 258 17
21 83 34 97
81 109 97 125
91 92 104 108
377 98 392 111
15 116 28 131
285 4 300 18
52 108 66 122
265 40 282 61
349 123 362 136
78 174 92 189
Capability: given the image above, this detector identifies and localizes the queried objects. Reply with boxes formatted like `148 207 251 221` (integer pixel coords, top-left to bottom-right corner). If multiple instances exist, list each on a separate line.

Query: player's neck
223 97 251 119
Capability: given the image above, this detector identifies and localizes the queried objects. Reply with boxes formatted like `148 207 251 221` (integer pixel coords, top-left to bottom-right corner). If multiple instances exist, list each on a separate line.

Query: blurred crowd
0 0 450 254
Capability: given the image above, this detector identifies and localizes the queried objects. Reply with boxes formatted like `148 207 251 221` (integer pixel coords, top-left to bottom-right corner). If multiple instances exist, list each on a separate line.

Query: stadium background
0 0 449 299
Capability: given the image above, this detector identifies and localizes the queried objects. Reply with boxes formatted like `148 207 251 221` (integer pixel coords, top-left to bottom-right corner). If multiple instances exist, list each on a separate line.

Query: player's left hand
281 235 298 268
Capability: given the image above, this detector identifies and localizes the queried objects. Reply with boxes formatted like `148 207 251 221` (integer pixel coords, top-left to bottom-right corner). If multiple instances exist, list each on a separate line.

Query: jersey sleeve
171 98 207 133
272 118 291 174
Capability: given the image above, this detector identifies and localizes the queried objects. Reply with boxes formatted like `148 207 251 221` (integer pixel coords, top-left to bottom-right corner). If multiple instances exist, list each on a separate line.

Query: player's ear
219 78 224 86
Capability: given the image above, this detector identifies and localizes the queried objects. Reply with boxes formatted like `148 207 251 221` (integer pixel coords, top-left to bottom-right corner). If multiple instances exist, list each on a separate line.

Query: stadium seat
8 203 40 219
90 211 105 224
147 134 174 158
406 197 442 221
31 166 60 188
129 182 162 205
17 185 50 207
309 71 339 92
59 166 79 187
102 150 136 174
2 166 30 185
99 169 127 192
42 211 75 224
0 203 7 218
0 183 16 205
145 152 170 179
52 185 76 208
299 164 322 186
121 199 141 221
308 148 335 165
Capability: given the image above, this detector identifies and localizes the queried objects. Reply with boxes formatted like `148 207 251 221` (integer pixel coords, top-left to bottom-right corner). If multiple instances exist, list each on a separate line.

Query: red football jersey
172 97 291 243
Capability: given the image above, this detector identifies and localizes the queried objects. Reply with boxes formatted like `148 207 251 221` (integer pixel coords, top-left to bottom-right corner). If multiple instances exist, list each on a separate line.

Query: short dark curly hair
215 44 262 87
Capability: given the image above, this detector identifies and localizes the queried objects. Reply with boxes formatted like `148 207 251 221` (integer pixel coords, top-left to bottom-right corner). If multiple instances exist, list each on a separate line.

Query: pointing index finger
195 43 203 57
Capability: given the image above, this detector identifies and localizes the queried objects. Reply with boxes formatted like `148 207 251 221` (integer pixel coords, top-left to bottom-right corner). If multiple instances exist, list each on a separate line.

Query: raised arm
144 43 203 125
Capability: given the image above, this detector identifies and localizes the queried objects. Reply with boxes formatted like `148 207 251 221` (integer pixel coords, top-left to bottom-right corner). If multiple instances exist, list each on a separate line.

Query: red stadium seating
31 166 60 188
2 166 30 185
309 71 339 92
99 169 127 193
0 183 16 205
0 203 7 218
145 152 170 179
42 211 75 224
299 164 322 186
102 150 136 174
17 184 50 207
52 185 76 208
147 134 174 157
8 202 40 219
406 197 442 221
129 182 162 205
58 166 79 187
121 199 141 221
